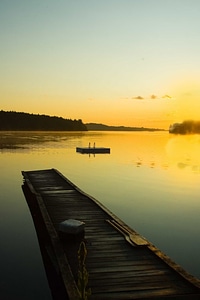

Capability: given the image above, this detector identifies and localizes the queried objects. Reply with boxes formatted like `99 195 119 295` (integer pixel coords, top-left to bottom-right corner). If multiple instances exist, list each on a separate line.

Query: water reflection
166 134 200 173
2 131 200 172
0 129 200 299
0 131 86 150
125 132 200 173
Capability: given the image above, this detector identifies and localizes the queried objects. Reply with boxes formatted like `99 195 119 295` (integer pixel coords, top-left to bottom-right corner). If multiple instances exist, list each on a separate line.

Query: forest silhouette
0 110 87 131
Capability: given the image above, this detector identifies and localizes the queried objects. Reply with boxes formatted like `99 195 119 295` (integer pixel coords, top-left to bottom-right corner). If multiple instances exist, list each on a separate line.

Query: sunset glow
1 0 200 129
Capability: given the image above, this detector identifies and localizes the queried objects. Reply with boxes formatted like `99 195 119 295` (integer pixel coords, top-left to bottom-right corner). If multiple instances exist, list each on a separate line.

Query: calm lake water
1 130 200 299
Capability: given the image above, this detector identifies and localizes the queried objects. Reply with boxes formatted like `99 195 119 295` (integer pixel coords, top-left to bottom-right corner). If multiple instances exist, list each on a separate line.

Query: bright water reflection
0 131 200 299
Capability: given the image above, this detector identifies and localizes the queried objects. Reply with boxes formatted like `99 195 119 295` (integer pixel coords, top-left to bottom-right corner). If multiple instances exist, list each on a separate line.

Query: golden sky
1 1 200 129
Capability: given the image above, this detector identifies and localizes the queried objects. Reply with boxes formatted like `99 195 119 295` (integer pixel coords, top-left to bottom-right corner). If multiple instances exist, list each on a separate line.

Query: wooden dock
76 147 110 154
22 168 200 300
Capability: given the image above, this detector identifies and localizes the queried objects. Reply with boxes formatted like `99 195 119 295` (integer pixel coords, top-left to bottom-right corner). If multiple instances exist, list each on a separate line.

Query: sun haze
1 0 200 129
171 79 200 123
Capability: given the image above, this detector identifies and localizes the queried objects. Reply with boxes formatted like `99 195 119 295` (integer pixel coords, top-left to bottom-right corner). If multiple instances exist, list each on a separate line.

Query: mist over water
1 131 200 299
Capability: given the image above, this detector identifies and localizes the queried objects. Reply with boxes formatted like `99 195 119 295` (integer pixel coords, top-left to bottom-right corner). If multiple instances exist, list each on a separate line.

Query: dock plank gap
21 168 200 300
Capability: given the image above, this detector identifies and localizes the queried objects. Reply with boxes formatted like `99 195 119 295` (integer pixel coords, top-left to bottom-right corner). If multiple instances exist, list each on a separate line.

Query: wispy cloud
162 94 172 99
132 96 144 100
124 94 173 100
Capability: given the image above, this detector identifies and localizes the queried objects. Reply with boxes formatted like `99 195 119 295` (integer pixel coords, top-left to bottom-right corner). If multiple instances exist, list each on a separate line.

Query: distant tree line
86 123 164 131
0 110 87 131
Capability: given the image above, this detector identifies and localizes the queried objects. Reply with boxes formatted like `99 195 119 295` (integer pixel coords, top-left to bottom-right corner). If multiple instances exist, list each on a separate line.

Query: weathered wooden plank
89 289 199 300
88 270 174 282
90 280 185 292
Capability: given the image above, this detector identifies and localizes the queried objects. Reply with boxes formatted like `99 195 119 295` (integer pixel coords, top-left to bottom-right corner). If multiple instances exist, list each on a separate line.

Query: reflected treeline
0 131 85 150
0 110 87 131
